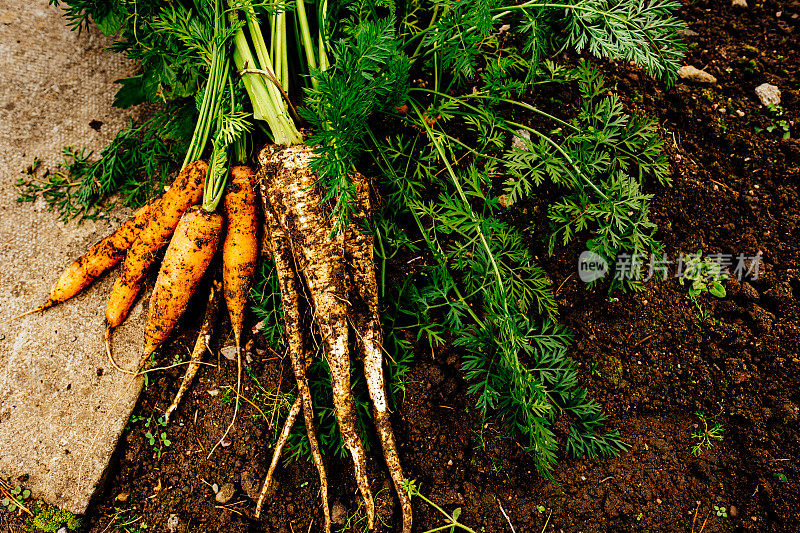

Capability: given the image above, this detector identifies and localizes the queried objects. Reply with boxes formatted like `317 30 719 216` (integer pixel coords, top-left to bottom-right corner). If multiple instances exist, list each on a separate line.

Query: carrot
2 200 160 324
221 165 259 346
143 205 224 360
105 160 207 329
46 200 161 307
210 165 260 456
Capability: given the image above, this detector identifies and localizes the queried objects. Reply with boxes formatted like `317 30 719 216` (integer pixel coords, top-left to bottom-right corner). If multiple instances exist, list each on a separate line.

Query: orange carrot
211 165 260 457
143 205 224 360
2 200 162 325
105 161 207 329
222 165 259 346
45 200 161 308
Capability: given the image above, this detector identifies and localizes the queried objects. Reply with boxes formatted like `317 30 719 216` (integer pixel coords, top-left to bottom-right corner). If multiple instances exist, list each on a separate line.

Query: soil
3 0 799 532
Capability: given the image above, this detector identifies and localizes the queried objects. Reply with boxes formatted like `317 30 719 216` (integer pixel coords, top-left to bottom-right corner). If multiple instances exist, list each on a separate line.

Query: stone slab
0 1 148 514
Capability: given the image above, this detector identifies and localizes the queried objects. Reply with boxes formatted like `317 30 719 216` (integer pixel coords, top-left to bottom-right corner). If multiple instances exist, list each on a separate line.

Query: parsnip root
256 144 412 533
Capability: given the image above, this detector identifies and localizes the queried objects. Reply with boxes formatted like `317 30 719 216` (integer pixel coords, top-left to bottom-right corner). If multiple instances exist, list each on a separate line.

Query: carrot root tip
104 326 137 375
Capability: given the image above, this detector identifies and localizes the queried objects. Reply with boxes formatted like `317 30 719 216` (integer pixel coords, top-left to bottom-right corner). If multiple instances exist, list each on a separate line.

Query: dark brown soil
4 1 799 532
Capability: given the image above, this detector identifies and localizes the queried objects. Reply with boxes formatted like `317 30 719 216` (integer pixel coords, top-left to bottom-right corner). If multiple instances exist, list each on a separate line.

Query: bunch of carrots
18 160 258 380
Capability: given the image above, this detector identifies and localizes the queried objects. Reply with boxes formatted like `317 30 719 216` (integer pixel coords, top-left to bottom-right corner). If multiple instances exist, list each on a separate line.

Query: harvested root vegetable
143 205 224 363
47 200 161 308
2 200 160 324
256 144 412 533
222 165 259 344
256 199 330 530
213 165 260 454
105 160 207 329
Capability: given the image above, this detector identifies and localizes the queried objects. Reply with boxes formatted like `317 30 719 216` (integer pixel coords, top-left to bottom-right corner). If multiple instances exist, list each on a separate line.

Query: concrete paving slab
0 0 149 514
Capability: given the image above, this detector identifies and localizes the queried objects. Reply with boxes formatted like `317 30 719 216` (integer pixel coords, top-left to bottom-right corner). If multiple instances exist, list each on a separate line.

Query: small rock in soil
677 28 700 37
215 482 235 504
678 65 717 84
331 501 347 525
730 505 738 517
220 345 237 361
167 514 180 533
511 129 531 150
732 0 748 8
240 470 260 500
755 83 781 106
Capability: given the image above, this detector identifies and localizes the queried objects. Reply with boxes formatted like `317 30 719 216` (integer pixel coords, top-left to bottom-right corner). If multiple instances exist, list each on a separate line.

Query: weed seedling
714 505 728 518
679 251 728 328
403 479 478 532
1 485 30 514
107 507 148 532
128 413 171 458
754 104 792 139
691 411 725 456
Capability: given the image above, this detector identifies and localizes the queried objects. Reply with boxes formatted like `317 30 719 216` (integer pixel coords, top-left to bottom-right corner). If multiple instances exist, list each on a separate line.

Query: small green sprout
1 485 31 513
691 411 725 456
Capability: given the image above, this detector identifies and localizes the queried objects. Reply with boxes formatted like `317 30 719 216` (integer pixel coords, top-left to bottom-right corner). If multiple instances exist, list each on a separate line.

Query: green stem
230 1 302 146
295 0 318 80
411 491 479 533
409 88 610 201
365 127 483 327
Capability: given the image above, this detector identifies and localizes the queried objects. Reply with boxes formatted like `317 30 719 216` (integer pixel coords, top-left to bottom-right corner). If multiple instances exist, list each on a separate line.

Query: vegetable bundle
25 0 689 528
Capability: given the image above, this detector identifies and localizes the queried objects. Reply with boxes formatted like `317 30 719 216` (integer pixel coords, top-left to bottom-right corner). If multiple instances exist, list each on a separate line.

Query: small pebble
220 345 237 361
215 483 235 504
730 505 738 517
732 0 748 7
57 528 67 533
678 65 717 84
212 483 219 493
207 389 219 396
167 514 180 533
656 498 662 504
755 83 781 107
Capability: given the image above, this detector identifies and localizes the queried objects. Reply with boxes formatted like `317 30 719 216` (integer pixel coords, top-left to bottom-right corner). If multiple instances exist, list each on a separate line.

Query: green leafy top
301 15 410 231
